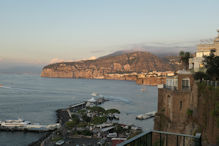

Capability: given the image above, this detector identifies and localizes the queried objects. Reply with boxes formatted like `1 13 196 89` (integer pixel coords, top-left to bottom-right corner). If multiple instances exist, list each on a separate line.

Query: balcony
117 130 201 146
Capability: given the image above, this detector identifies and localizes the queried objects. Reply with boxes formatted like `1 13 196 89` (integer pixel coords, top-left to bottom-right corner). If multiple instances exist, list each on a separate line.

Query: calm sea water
0 73 157 146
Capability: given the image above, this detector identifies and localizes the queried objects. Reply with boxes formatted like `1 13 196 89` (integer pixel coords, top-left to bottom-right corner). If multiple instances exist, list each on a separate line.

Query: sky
0 0 219 68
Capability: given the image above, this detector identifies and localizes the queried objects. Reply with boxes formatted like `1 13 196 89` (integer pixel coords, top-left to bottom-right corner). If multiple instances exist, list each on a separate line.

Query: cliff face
154 81 219 145
41 51 176 79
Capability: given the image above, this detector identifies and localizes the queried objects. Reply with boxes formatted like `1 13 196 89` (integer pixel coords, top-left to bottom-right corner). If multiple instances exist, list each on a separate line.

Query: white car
55 140 65 145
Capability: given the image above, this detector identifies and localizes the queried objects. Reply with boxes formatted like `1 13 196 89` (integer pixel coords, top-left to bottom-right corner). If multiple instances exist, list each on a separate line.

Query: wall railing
196 80 219 87
117 130 201 146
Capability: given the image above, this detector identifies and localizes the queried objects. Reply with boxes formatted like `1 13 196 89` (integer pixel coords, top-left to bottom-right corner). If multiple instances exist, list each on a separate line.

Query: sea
0 73 158 146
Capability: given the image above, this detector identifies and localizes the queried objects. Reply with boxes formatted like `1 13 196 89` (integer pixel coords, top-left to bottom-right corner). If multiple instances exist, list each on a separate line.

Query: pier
0 119 60 132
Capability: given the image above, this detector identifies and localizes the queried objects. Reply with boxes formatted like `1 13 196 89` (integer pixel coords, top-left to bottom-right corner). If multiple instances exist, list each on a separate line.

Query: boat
0 84 2 87
87 97 96 103
91 92 99 97
136 111 156 120
0 118 31 127
140 87 146 92
0 119 60 132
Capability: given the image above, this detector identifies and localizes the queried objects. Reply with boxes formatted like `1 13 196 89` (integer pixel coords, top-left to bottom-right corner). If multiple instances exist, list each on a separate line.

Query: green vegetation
187 109 193 117
179 51 191 70
106 108 120 114
217 136 219 145
77 130 93 136
65 120 78 129
82 114 91 123
78 109 86 114
194 71 209 80
91 116 107 125
197 82 219 129
87 106 106 114
51 136 62 142
114 124 126 133
203 49 219 80
194 49 219 81
71 114 80 123
65 114 80 129
78 122 88 127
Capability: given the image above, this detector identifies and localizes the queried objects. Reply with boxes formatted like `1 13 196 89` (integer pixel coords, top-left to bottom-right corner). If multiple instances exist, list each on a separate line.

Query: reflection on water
0 74 157 146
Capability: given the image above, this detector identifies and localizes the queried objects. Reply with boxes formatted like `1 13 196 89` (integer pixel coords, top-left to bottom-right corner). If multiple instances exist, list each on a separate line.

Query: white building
189 29 219 72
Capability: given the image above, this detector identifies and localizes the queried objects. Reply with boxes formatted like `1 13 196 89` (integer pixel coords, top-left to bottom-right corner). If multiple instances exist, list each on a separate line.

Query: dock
0 119 60 132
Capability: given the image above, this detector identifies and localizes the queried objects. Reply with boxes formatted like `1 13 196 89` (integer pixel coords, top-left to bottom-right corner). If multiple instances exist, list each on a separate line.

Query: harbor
0 75 157 146
0 97 108 133
29 96 145 145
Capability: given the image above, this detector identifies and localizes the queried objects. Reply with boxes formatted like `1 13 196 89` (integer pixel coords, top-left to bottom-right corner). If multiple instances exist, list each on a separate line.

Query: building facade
189 29 219 72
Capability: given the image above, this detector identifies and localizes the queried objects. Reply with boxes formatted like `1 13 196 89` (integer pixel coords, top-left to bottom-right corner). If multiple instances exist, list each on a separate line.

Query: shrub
88 106 106 114
194 71 208 80
106 108 120 114
51 136 62 142
78 122 88 127
80 130 93 136
82 114 91 123
65 121 77 129
91 116 107 125
187 109 193 117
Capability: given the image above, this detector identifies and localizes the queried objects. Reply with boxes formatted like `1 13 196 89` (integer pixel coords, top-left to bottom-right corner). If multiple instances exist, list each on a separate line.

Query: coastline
29 97 143 145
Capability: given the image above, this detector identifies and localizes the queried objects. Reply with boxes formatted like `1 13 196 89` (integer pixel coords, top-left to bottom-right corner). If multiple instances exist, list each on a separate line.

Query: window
180 101 182 110
182 78 190 90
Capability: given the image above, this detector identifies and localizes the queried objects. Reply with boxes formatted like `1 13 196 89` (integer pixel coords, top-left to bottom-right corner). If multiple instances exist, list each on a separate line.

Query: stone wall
154 81 219 145
136 77 166 86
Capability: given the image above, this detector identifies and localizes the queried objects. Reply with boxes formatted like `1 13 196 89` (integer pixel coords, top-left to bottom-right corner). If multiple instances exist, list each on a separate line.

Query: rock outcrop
41 51 177 79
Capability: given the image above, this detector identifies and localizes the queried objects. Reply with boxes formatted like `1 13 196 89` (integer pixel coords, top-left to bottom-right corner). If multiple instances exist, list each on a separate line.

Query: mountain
41 51 179 79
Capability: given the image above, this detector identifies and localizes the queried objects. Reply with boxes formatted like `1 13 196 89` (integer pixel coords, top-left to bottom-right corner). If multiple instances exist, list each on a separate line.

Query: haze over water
0 73 157 146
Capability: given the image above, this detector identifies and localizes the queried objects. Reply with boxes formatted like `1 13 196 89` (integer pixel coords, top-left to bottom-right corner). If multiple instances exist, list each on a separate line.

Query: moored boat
136 111 156 120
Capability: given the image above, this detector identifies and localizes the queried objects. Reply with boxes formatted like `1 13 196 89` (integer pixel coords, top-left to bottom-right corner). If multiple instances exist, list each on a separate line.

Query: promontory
41 51 179 80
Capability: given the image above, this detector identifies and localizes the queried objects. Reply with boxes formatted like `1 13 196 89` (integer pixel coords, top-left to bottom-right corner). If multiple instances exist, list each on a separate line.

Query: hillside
41 51 179 79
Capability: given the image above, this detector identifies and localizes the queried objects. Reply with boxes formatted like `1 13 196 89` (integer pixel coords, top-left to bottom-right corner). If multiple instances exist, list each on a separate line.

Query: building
163 70 193 91
189 29 219 72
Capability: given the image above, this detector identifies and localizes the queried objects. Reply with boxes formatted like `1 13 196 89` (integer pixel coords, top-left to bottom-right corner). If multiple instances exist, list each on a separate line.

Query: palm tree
179 51 191 70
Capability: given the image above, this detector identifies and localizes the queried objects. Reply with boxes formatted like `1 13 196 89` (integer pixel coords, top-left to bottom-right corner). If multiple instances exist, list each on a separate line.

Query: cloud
115 40 200 56
49 58 64 64
88 56 96 60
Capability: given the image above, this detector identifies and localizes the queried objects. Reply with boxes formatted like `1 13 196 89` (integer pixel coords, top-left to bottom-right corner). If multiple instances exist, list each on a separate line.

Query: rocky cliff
41 51 177 79
154 81 219 145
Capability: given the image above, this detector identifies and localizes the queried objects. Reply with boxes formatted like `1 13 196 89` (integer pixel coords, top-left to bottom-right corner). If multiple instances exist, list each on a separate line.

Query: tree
87 106 106 114
203 49 219 80
179 51 191 70
106 108 120 114
65 114 80 129
82 114 91 123
91 116 107 125
193 71 208 80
